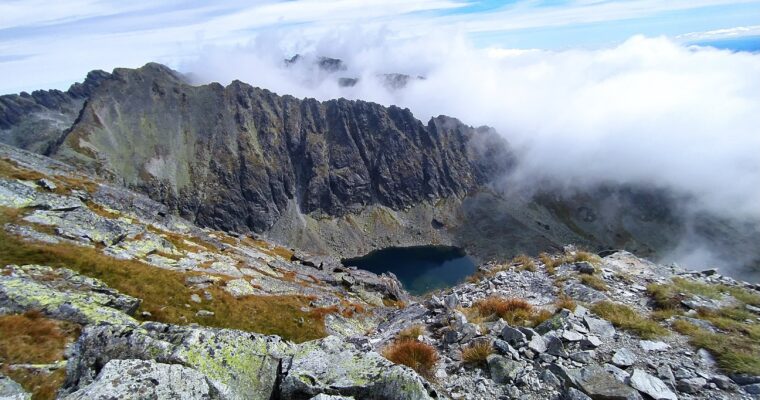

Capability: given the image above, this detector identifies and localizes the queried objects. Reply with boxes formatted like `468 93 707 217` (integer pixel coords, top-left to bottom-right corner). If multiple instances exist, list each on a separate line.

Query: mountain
1 63 759 281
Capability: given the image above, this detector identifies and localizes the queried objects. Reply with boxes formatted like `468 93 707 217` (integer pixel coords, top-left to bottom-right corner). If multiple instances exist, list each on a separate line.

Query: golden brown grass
473 296 552 327
512 254 536 272
461 341 493 366
579 274 608 291
0 311 79 364
539 252 556 275
0 311 80 400
541 250 601 272
672 320 760 375
0 207 325 343
555 294 577 312
382 340 439 379
0 157 98 195
383 298 407 309
648 278 760 310
591 301 668 339
3 368 66 400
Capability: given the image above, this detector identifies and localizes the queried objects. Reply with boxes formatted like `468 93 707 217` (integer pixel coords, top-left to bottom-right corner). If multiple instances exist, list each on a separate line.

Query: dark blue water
343 246 476 295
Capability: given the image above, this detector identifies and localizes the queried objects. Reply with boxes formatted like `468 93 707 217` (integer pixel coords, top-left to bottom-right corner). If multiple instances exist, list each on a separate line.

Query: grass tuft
555 294 577 312
461 341 493 366
579 274 608 291
672 320 760 375
512 254 536 272
382 339 439 379
591 301 668 339
472 296 552 327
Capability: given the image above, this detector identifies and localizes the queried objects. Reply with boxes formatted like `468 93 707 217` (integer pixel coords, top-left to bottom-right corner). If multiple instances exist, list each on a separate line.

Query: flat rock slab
629 369 677 400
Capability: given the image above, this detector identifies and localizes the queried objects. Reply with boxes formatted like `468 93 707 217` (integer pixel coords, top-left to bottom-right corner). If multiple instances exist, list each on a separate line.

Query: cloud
185 31 760 224
676 25 760 41
3 0 760 93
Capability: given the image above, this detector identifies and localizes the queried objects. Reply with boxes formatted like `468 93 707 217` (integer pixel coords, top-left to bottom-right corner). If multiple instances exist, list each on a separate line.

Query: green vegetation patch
591 301 668 339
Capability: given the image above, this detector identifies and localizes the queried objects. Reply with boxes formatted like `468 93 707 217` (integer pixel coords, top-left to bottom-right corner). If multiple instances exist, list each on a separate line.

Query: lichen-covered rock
23 208 139 245
63 359 219 400
63 323 291 400
281 336 437 400
0 373 31 400
174 327 289 400
0 178 83 210
222 279 257 298
0 264 139 326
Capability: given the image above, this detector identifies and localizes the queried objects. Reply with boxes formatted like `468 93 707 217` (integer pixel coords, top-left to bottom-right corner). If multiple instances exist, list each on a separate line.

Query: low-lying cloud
187 32 760 218
184 31 760 275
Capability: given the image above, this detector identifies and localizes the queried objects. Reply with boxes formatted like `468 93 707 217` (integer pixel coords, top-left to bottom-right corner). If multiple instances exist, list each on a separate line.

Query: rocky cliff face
0 70 110 154
47 63 500 238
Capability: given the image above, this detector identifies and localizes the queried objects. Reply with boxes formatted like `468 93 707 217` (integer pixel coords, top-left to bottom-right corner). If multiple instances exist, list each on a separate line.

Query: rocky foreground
0 142 759 399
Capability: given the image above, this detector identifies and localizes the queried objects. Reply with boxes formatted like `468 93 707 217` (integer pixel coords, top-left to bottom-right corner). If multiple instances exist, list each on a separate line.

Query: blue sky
0 0 759 93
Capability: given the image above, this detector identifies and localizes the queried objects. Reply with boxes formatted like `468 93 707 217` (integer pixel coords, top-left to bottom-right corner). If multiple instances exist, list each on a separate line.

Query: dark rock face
41 63 502 235
0 70 111 153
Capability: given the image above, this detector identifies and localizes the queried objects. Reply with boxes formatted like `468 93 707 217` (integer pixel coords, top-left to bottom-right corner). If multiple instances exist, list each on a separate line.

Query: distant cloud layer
2 0 760 92
186 32 760 223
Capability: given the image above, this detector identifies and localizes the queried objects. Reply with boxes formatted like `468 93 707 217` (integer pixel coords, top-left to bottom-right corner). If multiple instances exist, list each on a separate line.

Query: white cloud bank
186 33 760 223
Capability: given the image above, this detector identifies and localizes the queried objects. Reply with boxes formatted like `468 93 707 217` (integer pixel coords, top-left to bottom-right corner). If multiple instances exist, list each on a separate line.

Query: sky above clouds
1 0 760 93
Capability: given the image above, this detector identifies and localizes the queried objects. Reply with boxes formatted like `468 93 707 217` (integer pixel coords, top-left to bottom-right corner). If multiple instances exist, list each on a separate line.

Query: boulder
562 330 584 342
575 366 642 400
545 335 568 357
62 359 217 400
564 387 592 400
280 336 437 400
583 316 615 339
676 377 706 394
63 323 289 400
487 354 521 384
629 369 677 400
528 335 547 354
536 309 571 334
612 348 636 368
501 326 527 346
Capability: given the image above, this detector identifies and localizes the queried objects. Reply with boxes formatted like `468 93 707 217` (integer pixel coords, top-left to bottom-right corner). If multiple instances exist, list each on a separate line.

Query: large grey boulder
629 369 677 400
63 323 290 400
62 359 219 400
280 336 437 400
